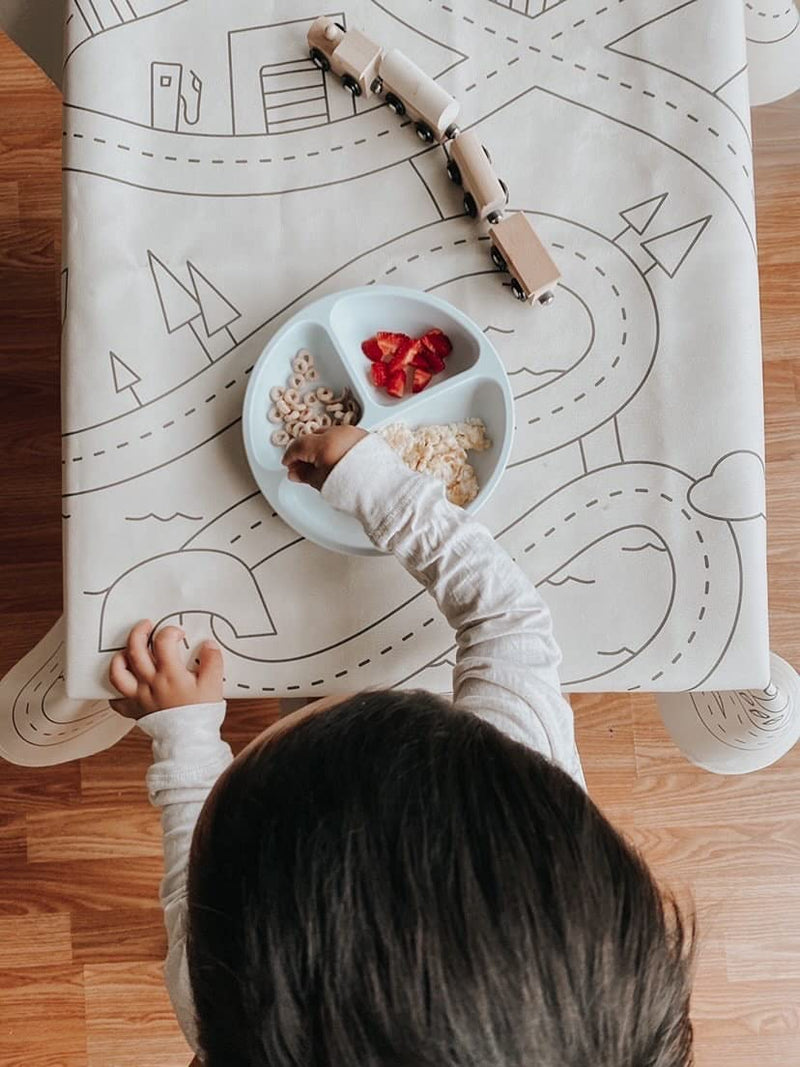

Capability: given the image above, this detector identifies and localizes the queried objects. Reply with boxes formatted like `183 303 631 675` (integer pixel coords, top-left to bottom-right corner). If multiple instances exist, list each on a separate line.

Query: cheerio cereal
268 348 361 446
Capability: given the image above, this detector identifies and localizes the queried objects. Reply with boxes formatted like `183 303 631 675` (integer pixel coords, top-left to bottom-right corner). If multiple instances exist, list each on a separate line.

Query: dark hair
187 691 694 1067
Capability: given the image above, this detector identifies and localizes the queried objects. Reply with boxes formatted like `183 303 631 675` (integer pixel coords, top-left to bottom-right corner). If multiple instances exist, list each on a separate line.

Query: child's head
188 692 694 1067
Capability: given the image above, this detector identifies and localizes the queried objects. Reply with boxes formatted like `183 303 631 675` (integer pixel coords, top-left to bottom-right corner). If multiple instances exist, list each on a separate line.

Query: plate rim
242 285 515 556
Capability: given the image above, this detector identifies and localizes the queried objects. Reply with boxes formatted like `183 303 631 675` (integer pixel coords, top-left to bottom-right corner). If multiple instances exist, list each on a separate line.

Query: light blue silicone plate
242 286 514 556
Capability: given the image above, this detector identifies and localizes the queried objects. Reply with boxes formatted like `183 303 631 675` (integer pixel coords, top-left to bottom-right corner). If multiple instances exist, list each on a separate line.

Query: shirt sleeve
137 701 233 1054
322 434 584 787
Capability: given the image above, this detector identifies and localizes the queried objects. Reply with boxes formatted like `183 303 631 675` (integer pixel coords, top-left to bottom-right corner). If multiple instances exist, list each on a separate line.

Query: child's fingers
282 434 320 469
197 640 224 687
109 651 139 698
152 625 186 673
126 619 156 681
286 459 321 488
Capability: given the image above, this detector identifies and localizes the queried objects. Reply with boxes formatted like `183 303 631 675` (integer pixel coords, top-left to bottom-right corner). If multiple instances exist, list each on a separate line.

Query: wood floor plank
0 814 26 866
572 692 637 821
767 559 800 665
83 962 191 1067
627 821 800 890
71 908 166 965
79 733 156 805
721 887 800 983
0 759 81 817
693 1036 800 1067
767 458 800 563
0 964 87 1067
223 697 283 752
26 805 162 863
0 179 19 219
0 857 164 914
0 913 72 968
631 765 800 827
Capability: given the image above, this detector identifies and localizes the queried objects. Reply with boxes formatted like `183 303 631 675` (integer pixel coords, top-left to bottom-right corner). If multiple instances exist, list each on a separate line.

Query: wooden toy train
307 16 559 306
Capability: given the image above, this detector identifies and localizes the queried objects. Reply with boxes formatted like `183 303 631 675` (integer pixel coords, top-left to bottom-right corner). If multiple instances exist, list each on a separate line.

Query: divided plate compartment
243 286 514 556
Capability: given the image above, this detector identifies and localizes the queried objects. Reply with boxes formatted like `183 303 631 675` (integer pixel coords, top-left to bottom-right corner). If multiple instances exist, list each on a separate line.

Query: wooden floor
1 31 798 1067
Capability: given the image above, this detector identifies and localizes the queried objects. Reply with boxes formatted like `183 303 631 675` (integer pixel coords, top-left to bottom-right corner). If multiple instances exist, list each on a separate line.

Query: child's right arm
284 429 584 786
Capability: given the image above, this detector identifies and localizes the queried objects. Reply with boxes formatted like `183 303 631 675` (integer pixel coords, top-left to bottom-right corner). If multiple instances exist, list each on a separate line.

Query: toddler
111 426 694 1067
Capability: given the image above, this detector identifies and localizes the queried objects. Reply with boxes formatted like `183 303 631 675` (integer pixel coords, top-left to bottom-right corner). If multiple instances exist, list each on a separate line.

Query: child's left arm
110 620 231 1052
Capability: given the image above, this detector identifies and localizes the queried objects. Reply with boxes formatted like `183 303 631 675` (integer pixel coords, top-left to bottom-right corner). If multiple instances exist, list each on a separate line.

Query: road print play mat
4 0 798 764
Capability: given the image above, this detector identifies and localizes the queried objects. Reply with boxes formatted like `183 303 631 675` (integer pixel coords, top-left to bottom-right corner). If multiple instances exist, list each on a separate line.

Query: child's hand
282 425 367 490
109 619 224 719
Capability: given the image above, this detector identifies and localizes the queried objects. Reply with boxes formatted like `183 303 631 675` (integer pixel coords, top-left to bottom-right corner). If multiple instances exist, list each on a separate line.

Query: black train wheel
309 48 330 72
342 74 362 96
463 192 478 218
415 121 435 143
510 278 528 301
490 244 507 271
385 93 406 115
446 159 462 185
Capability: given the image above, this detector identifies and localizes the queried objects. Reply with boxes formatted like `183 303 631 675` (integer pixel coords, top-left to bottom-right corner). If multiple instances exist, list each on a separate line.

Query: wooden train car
488 212 560 304
307 16 383 97
306 20 459 142
377 48 460 143
446 130 508 222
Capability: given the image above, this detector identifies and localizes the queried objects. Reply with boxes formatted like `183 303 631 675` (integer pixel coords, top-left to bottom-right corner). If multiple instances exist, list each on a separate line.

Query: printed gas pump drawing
150 62 202 131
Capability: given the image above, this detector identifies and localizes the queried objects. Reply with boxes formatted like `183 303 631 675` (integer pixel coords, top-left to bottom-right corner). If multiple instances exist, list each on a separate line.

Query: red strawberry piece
412 368 433 393
376 331 410 358
388 337 422 374
421 349 446 374
370 361 388 388
361 337 383 362
386 368 406 398
421 328 452 358
409 346 445 373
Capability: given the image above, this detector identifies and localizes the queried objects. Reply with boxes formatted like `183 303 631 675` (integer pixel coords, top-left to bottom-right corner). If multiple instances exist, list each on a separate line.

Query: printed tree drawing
187 261 241 338
148 250 241 362
109 350 142 406
642 216 711 277
615 192 669 240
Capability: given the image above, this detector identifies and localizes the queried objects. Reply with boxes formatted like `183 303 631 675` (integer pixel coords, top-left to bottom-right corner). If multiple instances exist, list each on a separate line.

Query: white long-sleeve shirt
138 434 584 1054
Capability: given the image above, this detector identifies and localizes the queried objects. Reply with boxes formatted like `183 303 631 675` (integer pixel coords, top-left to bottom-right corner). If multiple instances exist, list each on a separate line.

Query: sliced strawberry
411 348 433 371
410 346 445 373
386 369 406 398
421 349 446 374
376 331 410 358
421 328 452 358
371 362 388 389
361 337 383 362
412 368 433 393
388 337 422 374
